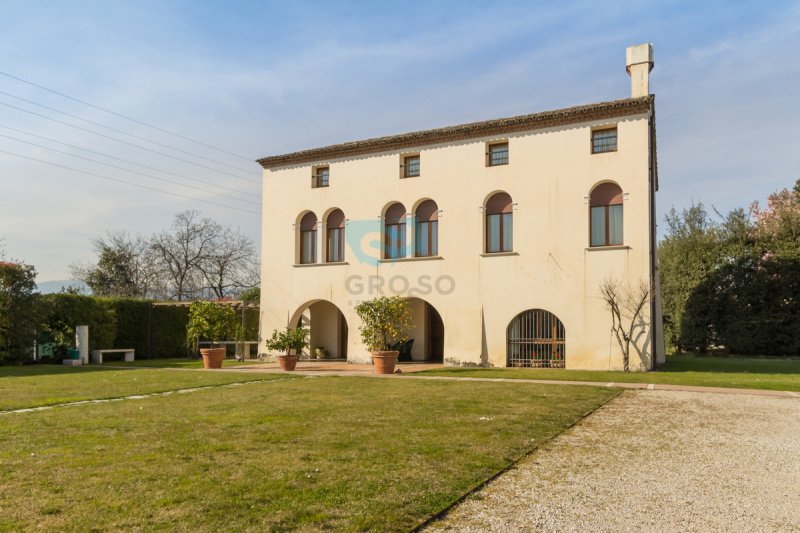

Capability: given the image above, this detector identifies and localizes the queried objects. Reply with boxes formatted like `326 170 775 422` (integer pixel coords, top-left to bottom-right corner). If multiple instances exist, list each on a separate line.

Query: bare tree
198 226 259 299
150 210 221 301
599 278 651 371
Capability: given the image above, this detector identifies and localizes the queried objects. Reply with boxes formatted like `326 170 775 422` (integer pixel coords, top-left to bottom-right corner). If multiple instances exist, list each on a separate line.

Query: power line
0 123 259 199
0 70 254 162
0 133 261 206
0 100 260 184
0 89 257 174
0 149 260 216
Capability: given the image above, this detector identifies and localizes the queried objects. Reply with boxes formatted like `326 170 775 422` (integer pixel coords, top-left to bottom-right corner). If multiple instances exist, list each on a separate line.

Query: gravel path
425 390 800 532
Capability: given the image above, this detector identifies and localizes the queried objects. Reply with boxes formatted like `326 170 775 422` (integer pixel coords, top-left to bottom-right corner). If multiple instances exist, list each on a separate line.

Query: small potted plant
355 296 413 374
314 347 329 360
265 326 309 371
186 301 237 369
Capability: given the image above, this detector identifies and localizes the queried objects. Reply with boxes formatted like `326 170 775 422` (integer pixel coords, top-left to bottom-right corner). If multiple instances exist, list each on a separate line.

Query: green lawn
0 365 290 411
105 357 270 369
417 354 800 392
0 376 617 532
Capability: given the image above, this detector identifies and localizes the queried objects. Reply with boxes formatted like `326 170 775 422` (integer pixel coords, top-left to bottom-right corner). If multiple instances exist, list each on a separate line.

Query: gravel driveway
425 390 800 532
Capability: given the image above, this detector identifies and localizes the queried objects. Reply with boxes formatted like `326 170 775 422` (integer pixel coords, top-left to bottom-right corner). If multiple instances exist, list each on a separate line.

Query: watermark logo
343 218 456 298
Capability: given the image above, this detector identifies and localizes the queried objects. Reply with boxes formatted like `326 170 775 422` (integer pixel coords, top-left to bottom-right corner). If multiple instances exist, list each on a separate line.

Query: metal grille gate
507 309 565 368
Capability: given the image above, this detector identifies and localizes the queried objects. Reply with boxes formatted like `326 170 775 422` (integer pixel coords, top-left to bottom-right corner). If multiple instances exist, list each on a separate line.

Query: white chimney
626 43 654 98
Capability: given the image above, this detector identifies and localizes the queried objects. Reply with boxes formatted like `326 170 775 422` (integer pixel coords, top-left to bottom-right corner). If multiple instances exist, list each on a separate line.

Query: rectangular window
327 227 344 262
591 205 624 247
486 213 512 253
488 142 509 166
301 230 316 263
415 220 438 257
403 155 420 178
385 223 406 259
592 128 617 153
313 167 329 188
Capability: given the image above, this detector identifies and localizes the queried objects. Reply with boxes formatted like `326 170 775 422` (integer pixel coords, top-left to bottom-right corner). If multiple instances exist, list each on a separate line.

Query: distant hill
36 280 90 294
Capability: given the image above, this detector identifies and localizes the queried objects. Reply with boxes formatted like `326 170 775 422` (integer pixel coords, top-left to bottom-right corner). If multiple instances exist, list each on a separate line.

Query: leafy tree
750 178 800 258
72 232 160 298
238 286 260 303
355 296 413 352
186 301 237 348
0 261 39 363
657 203 721 349
682 256 800 355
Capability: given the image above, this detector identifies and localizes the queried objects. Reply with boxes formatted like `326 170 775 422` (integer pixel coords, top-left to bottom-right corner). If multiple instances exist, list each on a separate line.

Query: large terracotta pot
371 351 399 374
200 347 225 369
278 355 298 371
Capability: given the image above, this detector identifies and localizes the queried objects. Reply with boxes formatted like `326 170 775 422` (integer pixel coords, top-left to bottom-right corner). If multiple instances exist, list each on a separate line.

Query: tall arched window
414 200 438 257
485 192 513 253
326 209 345 263
590 183 623 247
299 212 317 264
384 203 407 259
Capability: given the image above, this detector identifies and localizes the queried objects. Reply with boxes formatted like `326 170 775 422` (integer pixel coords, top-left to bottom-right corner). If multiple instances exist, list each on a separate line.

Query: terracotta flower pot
371 351 399 374
200 347 225 369
278 355 298 371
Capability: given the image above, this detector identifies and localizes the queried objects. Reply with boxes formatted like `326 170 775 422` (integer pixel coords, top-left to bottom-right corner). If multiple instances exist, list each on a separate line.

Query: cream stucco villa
258 44 666 371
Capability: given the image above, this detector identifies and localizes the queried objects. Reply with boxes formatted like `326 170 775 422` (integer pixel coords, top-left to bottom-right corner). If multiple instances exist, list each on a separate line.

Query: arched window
507 309 565 368
485 192 513 253
590 183 623 247
384 203 407 259
299 212 317 264
414 200 438 257
326 209 345 263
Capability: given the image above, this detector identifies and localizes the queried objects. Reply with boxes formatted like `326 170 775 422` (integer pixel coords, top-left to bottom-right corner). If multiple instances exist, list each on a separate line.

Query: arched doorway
406 298 444 362
507 309 565 368
289 300 348 359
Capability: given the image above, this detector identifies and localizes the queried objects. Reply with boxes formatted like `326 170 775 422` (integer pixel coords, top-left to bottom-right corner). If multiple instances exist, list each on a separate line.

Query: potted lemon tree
355 296 412 374
265 326 309 371
186 301 237 369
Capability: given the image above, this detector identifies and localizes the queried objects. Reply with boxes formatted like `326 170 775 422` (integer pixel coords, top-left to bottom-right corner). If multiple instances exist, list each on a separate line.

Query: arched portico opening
507 309 565 368
404 298 444 362
289 300 348 359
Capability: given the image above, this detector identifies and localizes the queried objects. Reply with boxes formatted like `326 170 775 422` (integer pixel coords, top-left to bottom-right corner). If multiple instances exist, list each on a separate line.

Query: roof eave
257 95 654 169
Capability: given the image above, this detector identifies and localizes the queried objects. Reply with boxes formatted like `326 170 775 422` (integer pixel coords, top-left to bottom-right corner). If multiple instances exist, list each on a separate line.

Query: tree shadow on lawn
660 354 800 375
0 364 136 379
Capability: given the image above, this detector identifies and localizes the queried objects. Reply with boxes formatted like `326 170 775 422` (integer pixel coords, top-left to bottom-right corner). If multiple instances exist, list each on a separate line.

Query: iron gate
507 309 565 368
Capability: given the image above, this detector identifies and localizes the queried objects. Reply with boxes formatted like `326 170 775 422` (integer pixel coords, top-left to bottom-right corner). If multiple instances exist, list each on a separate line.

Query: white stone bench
91 349 135 364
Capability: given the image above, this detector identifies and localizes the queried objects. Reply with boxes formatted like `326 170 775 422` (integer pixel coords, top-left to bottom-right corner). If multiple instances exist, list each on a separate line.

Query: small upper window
488 142 509 166
403 155 420 178
313 166 329 188
592 128 618 154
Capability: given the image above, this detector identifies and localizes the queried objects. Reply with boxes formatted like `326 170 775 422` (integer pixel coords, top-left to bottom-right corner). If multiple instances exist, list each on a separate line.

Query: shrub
355 296 412 352
186 302 237 348
264 326 308 356
0 262 39 363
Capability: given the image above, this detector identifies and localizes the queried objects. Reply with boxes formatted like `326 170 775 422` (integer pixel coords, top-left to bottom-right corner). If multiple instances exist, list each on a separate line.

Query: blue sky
1 0 798 280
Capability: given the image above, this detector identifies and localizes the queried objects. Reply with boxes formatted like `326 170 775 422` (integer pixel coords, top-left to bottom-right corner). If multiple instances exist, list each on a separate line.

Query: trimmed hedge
36 295 259 361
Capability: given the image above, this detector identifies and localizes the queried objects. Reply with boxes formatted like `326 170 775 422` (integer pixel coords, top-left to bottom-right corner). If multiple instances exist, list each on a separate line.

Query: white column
76 325 89 364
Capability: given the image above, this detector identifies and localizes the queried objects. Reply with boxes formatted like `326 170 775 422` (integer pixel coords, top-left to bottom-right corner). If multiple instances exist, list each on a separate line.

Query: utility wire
0 123 259 199
0 101 260 184
0 71 254 162
0 89 256 174
0 133 261 206
0 149 260 216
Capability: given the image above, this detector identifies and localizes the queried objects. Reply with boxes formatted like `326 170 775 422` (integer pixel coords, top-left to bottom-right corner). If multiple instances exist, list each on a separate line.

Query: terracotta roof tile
257 96 654 169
